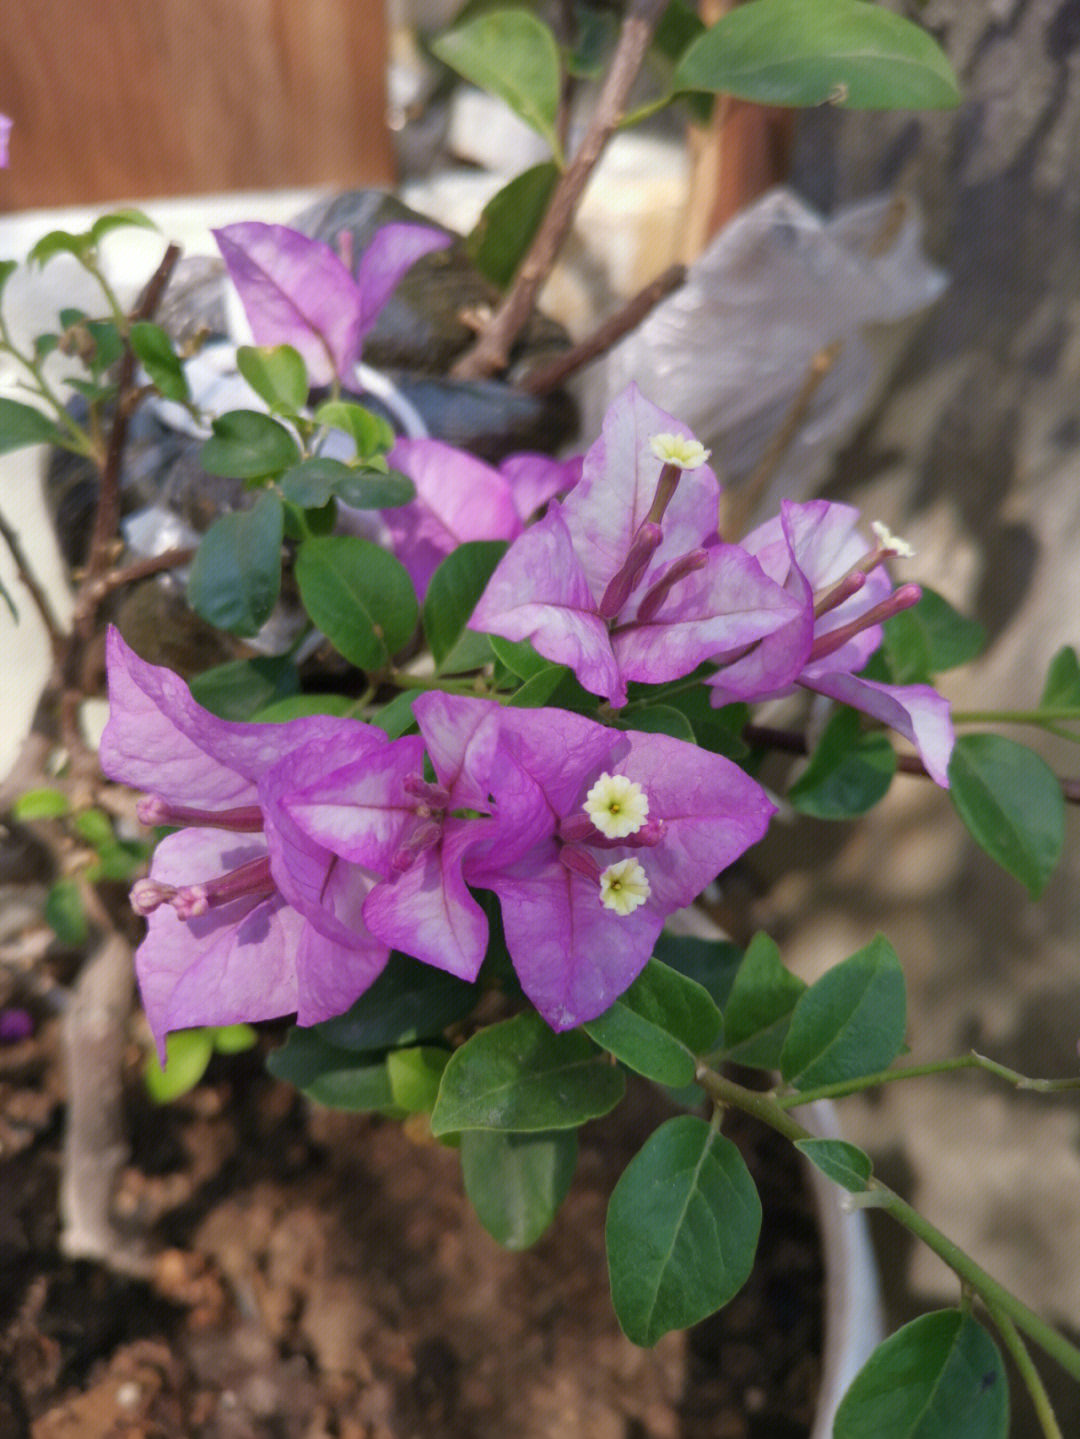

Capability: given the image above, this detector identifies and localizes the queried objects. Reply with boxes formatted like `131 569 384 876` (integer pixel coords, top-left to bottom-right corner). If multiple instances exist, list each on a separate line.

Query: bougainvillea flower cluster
102 630 774 1050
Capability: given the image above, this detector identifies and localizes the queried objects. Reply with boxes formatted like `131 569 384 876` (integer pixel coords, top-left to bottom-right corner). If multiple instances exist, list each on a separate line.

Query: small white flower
871 520 915 558
599 858 651 915
649 433 711 471
584 772 649 839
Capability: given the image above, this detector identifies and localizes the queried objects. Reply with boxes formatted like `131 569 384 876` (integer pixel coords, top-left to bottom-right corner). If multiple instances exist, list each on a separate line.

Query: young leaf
210 1024 258 1055
145 1027 215 1104
433 10 564 159
314 400 395 461
130 322 190 402
11 787 70 821
584 958 721 1087
187 493 284 636
45 878 88 947
329 467 415 509
882 586 986 683
834 1310 1009 1439
794 1138 872 1193
430 1012 625 1135
780 935 907 1090
370 690 420 738
423 540 507 673
722 932 806 1068
315 954 477 1052
489 634 553 681
189 654 299 720
948 734 1065 898
461 1129 577 1249
1040 644 1080 708
267 1027 401 1113
467 162 561 288
236 343 309 415
615 704 696 745
88 209 158 245
0 398 63 454
788 706 896 819
606 1115 761 1346
505 663 573 708
386 1046 450 1114
652 933 743 1014
295 535 418 671
201 410 300 478
673 0 961 110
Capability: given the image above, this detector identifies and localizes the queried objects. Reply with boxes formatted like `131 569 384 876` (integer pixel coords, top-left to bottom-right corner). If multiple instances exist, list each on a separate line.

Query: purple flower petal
499 452 582 522
352 222 454 336
0 115 12 168
803 670 956 787
214 223 365 386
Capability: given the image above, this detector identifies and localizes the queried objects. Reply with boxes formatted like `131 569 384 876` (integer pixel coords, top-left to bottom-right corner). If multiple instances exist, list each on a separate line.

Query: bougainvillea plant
3 4 1080 1435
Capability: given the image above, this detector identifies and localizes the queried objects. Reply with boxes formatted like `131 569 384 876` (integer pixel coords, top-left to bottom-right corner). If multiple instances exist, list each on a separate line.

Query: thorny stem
450 0 671 380
982 1297 1064 1439
775 1049 1080 1108
695 1064 1080 1383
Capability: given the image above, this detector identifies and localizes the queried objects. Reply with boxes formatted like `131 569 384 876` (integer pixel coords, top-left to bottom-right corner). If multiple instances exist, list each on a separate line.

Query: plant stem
0 506 67 655
450 0 670 381
775 1049 1080 1108
695 1064 1080 1382
982 1296 1064 1439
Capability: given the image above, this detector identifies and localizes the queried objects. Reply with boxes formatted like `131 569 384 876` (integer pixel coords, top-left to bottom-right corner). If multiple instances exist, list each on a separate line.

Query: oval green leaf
722 931 806 1069
883 586 986 683
673 0 961 110
316 954 477 1052
267 1027 400 1113
433 9 564 158
1040 644 1080 707
130 321 190 402
948 734 1065 898
430 1012 625 1135
423 540 507 673
387 1046 450 1114
314 400 395 461
295 534 418 671
187 493 284 636
468 162 561 288
794 1137 872 1193
788 707 896 819
780 934 906 1090
237 343 308 415
145 1027 216 1104
606 1115 761 1346
584 958 721 1087
189 654 299 720
0 397 63 454
461 1128 578 1249
201 409 300 478
834 1309 1009 1439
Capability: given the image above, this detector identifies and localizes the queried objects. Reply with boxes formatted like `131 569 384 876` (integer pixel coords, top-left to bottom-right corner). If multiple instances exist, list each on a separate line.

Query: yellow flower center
584 773 649 839
599 858 650 915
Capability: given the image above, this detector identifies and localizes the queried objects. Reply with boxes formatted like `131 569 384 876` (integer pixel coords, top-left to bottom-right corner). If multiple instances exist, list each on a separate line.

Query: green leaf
722 932 806 1068
794 1138 872 1193
467 162 561 288
883 586 986 683
948 734 1065 898
210 1023 258 1055
565 3 618 79
28 229 95 265
89 209 158 245
295 535 418 670
315 953 477 1052
189 654 299 720
616 704 696 745
433 10 564 159
780 935 907 1090
370 690 420 738
145 1027 215 1104
0 259 18 300
489 634 552 681
652 933 743 1015
72 807 114 846
505 663 572 708
387 1046 450 1114
430 1012 625 1135
237 344 309 415
606 1115 761 1346
254 694 355 721
130 322 190 402
267 1027 400 1113
0 397 63 454
652 0 711 122
657 688 750 761
84 319 122 378
788 707 896 819
279 457 349 509
187 493 284 636
44 878 88 947
673 0 961 110
834 1310 1009 1439
584 958 721 1087
10 787 70 821
1040 644 1080 708
461 1129 577 1249
200 410 300 478
313 400 395 461
327 466 415 510
424 540 507 673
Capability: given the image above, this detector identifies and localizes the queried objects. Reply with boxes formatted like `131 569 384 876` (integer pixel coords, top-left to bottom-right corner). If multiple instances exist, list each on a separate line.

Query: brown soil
1 1011 822 1439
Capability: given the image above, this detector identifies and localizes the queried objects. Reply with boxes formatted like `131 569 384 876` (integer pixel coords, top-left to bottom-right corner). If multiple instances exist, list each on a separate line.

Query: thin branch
72 545 194 629
84 243 181 585
451 0 671 381
0 507 67 656
981 1297 1064 1439
520 263 687 395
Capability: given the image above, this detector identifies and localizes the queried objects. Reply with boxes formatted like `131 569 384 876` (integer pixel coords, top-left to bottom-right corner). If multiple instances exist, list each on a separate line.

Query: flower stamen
599 857 651 915
584 773 650 839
